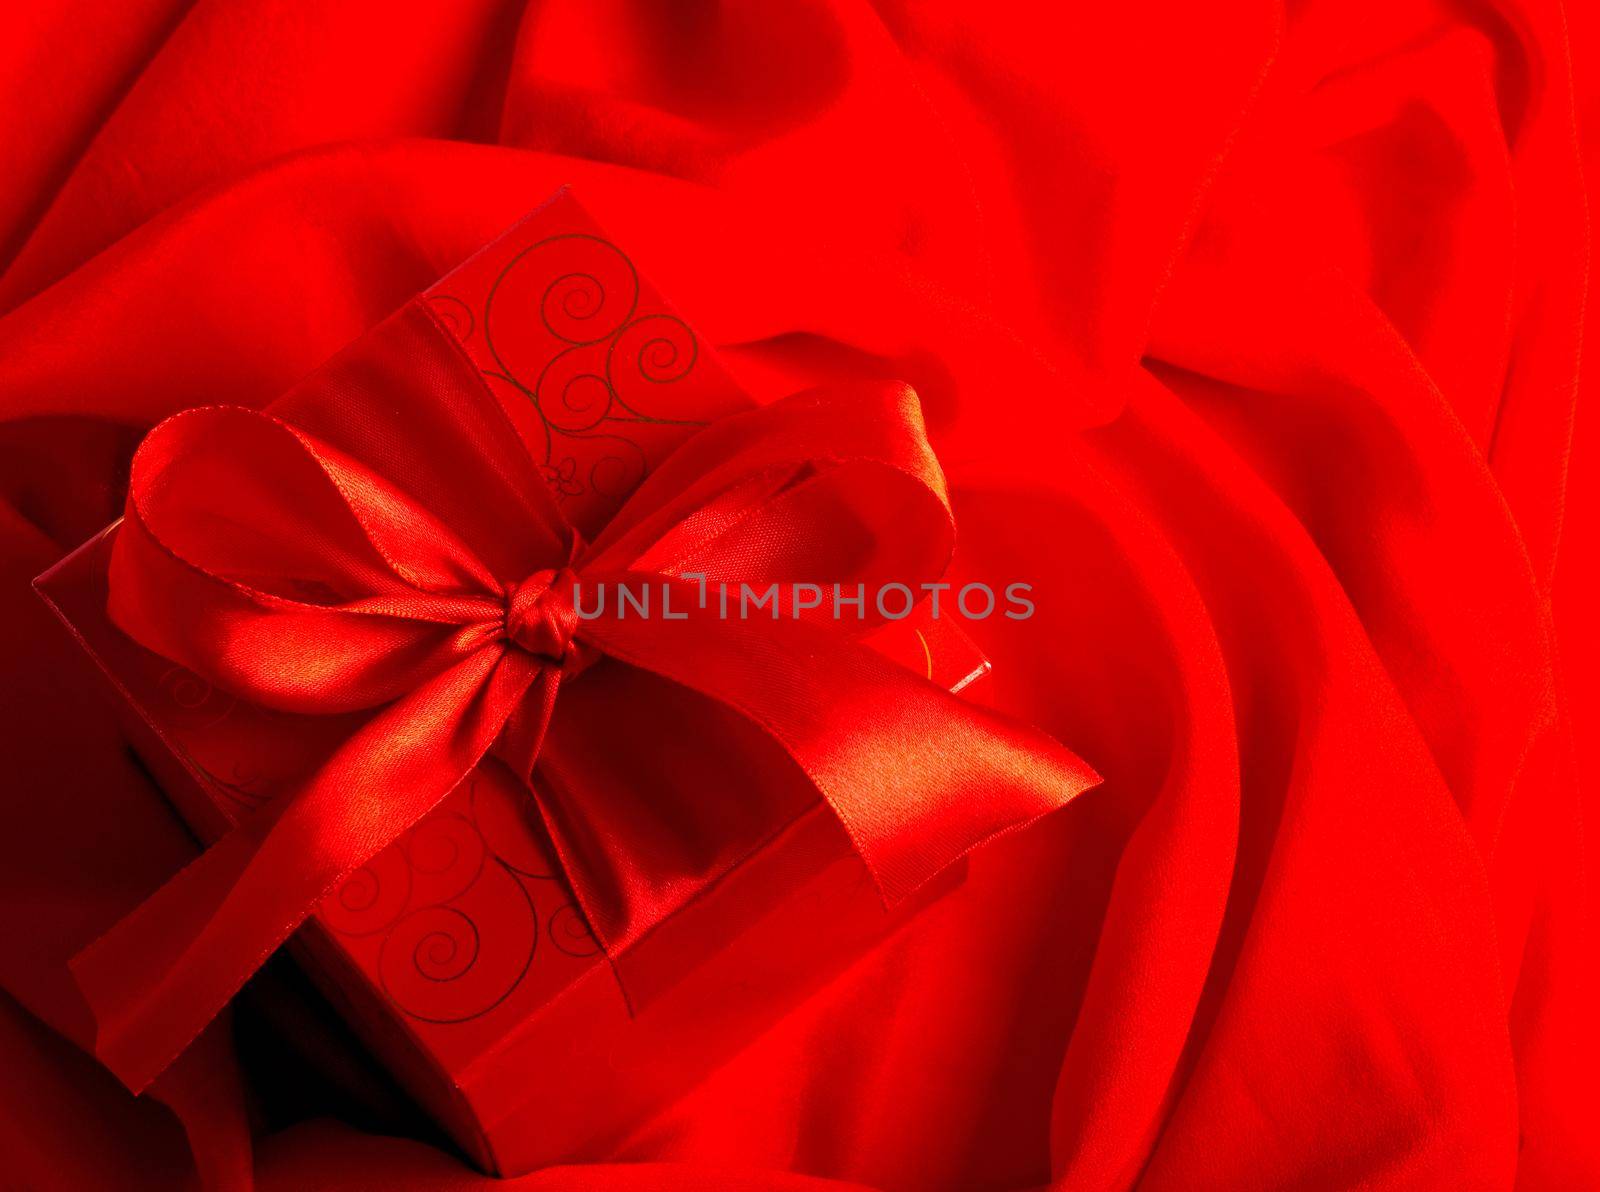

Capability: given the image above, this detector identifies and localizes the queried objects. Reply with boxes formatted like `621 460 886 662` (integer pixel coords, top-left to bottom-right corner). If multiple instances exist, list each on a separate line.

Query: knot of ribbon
70 299 1098 1094
504 567 587 671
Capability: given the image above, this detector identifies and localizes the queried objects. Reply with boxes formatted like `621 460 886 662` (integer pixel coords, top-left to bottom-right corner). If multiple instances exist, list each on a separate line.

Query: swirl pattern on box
320 775 597 1025
154 661 595 1026
432 233 705 510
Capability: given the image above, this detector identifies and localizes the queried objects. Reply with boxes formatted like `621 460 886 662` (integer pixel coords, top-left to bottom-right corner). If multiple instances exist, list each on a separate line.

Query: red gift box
34 191 1086 1175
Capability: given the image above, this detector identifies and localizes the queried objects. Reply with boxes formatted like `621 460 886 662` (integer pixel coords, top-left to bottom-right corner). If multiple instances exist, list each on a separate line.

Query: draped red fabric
0 1 1596 1189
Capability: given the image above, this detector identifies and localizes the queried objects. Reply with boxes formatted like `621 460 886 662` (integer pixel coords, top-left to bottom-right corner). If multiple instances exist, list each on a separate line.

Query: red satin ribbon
71 299 1099 1094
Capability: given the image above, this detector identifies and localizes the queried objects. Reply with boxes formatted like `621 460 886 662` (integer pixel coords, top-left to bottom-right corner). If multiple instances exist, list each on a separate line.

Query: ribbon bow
72 300 1097 1093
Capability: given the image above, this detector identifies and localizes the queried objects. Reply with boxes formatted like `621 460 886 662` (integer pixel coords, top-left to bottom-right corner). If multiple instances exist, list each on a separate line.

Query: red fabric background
1 1 1596 1187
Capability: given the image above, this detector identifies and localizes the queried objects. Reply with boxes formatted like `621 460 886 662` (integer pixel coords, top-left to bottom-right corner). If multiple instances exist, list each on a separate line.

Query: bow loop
112 403 513 715
587 382 956 606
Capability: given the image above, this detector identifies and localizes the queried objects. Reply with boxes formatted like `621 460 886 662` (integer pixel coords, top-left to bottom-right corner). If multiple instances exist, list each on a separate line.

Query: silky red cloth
0 1 1596 1189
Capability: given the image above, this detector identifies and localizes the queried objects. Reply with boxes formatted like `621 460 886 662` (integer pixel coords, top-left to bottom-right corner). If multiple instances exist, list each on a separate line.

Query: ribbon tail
582 592 1100 907
71 647 538 1094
